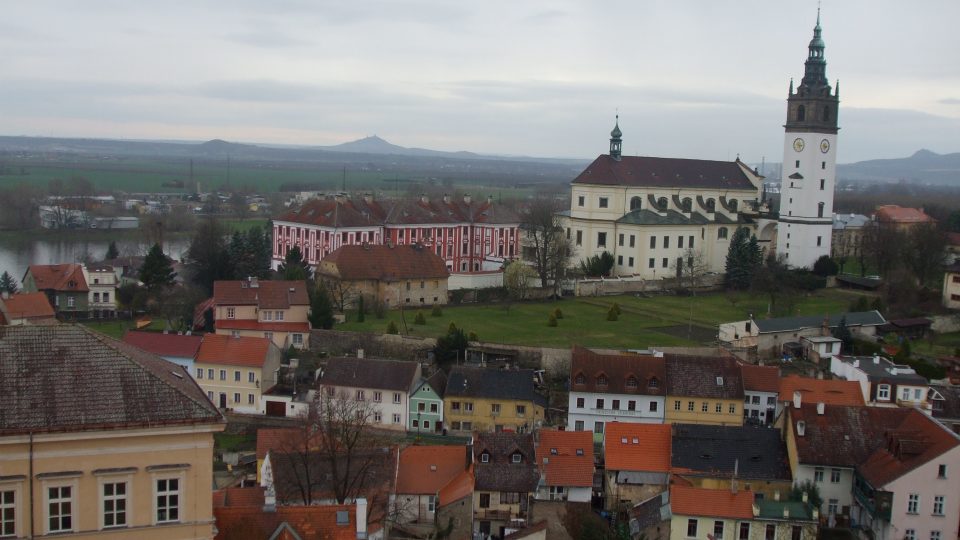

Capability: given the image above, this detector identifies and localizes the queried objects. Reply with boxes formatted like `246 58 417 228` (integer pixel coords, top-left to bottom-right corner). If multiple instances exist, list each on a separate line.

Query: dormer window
657 197 668 210
550 448 558 455
574 373 585 385
625 376 638 389
575 449 584 456
511 453 522 464
648 377 659 389
480 452 490 463
596 374 608 387
716 376 724 386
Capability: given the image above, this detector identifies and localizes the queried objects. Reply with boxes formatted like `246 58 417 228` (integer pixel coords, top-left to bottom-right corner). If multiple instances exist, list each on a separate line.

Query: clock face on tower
820 139 830 153
793 138 805 152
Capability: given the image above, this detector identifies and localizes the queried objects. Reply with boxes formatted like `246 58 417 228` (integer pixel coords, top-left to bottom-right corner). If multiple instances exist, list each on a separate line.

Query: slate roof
446 366 547 407
396 445 470 495
571 155 757 191
615 209 739 226
425 370 448 397
0 324 221 435
930 384 960 420
213 279 309 308
629 491 670 530
122 330 203 359
670 424 791 481
196 334 273 367
670 484 754 520
25 263 88 292
664 354 743 400
834 355 929 386
604 422 672 473
740 364 780 393
278 196 521 228
214 504 360 540
570 346 666 396
535 430 594 487
779 375 865 407
321 357 419 392
321 244 449 281
858 408 960 487
833 213 871 230
790 404 908 467
0 292 56 321
753 311 885 333
270 447 396 505
474 432 540 493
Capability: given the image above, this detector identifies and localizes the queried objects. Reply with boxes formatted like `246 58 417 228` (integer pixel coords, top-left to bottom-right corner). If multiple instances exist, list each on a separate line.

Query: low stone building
719 311 886 359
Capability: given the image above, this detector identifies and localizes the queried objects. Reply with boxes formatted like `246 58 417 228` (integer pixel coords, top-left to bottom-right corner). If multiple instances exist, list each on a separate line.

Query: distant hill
751 149 960 186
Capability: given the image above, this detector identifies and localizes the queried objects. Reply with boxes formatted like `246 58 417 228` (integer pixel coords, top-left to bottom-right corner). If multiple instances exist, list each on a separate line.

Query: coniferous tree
725 227 762 290
308 284 335 330
0 271 19 295
105 241 120 260
278 246 311 281
833 315 854 353
187 219 233 294
139 243 177 291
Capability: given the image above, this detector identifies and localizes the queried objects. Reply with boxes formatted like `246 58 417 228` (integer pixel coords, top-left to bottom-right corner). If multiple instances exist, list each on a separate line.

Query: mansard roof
570 346 666 396
278 196 520 228
572 155 757 191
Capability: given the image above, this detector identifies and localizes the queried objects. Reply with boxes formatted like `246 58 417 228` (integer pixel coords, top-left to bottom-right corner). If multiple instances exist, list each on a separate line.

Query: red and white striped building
272 193 522 274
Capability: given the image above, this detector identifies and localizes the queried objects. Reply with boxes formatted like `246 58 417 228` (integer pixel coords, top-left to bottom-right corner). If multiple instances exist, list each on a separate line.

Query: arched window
728 199 738 212
596 374 608 387
574 373 585 385
818 202 825 218
682 198 692 212
657 197 668 210
625 376 639 389
797 105 806 122
706 199 716 212
648 377 660 389
822 106 831 121
718 227 729 240
629 196 642 211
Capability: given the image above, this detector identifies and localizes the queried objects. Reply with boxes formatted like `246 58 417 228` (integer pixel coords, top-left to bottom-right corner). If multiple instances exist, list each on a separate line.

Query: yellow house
213 278 311 349
664 354 744 426
0 324 224 539
444 366 547 434
194 333 282 414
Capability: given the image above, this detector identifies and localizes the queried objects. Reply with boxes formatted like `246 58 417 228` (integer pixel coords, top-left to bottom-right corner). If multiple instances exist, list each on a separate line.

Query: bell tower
776 9 840 268
609 115 622 161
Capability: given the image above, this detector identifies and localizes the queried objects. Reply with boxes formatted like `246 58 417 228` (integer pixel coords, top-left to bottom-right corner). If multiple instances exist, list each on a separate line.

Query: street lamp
417 411 422 437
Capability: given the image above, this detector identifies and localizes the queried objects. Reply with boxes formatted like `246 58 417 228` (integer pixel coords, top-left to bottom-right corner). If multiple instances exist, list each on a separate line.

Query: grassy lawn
80 319 164 339
912 331 960 359
214 432 257 453
221 218 270 233
337 289 866 349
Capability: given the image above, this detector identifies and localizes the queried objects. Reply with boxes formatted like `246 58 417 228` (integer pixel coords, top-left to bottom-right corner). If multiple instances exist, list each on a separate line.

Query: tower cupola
609 115 622 161
785 9 839 134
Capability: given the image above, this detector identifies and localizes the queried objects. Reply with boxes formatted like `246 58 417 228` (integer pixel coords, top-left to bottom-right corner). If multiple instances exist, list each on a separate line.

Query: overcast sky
2 1 959 163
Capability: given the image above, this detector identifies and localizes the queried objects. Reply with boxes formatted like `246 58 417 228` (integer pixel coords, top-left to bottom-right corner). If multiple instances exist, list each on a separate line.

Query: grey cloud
940 98 960 105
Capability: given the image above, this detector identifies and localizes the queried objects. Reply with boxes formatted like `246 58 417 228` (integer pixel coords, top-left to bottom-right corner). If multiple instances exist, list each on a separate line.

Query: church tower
776 10 839 269
609 115 623 161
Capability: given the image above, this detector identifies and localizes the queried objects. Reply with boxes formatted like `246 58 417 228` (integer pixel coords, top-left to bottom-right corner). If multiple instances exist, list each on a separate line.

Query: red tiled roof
214 504 358 540
25 263 88 292
570 346 666 396
396 445 470 495
277 197 388 228
213 280 309 308
535 430 594 487
604 422 672 473
740 364 780 393
215 320 310 333
438 465 474 506
213 486 266 508
278 196 520 228
858 408 960 487
572 155 756 190
790 404 906 467
257 427 300 460
779 375 865 407
670 484 754 520
874 205 935 225
1 292 55 320
320 244 449 281
122 330 203 359
196 334 272 367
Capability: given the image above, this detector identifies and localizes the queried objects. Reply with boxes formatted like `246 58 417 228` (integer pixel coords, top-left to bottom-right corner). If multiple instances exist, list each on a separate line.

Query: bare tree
521 197 571 295
504 260 535 301
318 276 359 312
670 248 710 290
905 222 946 287
861 221 903 279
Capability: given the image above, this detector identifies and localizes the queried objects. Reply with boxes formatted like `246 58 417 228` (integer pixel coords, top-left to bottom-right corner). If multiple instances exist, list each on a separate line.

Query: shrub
849 296 870 312
469 331 479 341
374 300 386 319
414 312 426 325
386 321 399 335
554 308 563 319
812 255 839 277
431 304 443 317
447 322 458 334
607 307 619 321
611 302 622 315
548 313 558 327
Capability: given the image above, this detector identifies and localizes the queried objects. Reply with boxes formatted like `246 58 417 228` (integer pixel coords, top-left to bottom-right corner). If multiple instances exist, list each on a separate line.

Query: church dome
610 119 622 139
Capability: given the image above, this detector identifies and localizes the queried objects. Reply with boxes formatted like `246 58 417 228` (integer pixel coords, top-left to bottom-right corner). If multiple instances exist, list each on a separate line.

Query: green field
81 319 164 339
338 289 866 349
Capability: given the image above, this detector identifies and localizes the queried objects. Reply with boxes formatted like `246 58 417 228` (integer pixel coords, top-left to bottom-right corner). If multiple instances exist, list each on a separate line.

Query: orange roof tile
396 445 470 495
25 264 88 292
858 408 960 487
321 244 449 281
875 205 935 225
535 430 594 487
213 279 309 308
438 464 474 506
740 364 780 393
1 292 55 320
122 330 203 358
213 486 266 508
779 375 865 407
196 334 272 367
670 484 754 520
215 320 310 333
604 423 672 473
214 504 359 540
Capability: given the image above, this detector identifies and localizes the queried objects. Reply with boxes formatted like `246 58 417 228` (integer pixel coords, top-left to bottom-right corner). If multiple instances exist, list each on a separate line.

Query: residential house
435 462 475 540
943 262 960 310
409 370 447 433
445 366 547 434
122 330 203 372
831 212 870 261
874 204 936 231
751 499 819 540
567 346 667 442
668 485 754 540
195 334 282 413
394 444 473 538
319 356 421 431
799 335 842 363
603 422 672 511
670 424 793 501
22 263 89 318
830 354 929 407
929 384 960 434
473 432 539 540
851 408 960 540
0 324 224 539
664 354 744 426
628 491 671 540
84 263 118 318
0 292 56 325
777 375 865 417
212 277 311 349
740 364 780 425
718 311 886 358
533 429 594 503
316 243 450 309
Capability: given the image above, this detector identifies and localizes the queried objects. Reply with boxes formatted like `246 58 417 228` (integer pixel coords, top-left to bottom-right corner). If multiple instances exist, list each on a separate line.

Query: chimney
463 193 472 205
793 391 802 409
357 348 364 359
249 276 259 288
816 402 825 415
796 421 806 437
263 485 276 513
443 193 451 204
730 459 739 494
873 354 880 364
854 359 860 368
355 497 368 540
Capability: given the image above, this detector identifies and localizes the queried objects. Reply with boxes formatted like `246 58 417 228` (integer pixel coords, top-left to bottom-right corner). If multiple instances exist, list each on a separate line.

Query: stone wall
310 329 435 361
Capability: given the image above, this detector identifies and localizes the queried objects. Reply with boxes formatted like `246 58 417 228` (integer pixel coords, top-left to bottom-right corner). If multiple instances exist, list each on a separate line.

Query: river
0 235 193 279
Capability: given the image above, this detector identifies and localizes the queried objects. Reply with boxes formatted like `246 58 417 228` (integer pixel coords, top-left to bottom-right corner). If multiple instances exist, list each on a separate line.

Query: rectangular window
516 405 526 416
103 292 109 303
575 420 584 431
878 384 891 400
594 422 604 434
292 333 303 345
463 402 473 412
479 493 490 508
393 392 402 404
430 403 438 413
227 307 235 319
795 160 800 168
714 520 724 539
47 485 73 533
650 236 656 249
373 391 382 402
596 399 604 409
248 372 255 383
629 235 635 247
687 518 698 537
739 523 750 540
649 401 658 412
830 469 841 483
701 402 708 412
662 258 668 268
817 236 822 247
674 400 681 411
451 401 460 411
814 468 824 482
491 403 501 414
248 394 254 405
687 401 694 411
933 495 944 515
264 310 273 321
156 478 179 523
234 371 241 382
766 524 776 540
907 493 919 514
822 161 826 169
689 235 694 248
715 403 722 413
729 404 736 414
791 526 802 540
93 292 100 303
820 179 825 190
576 397 584 408
196 368 203 379
612 399 620 410
233 392 240 403
905 530 915 540
828 499 838 515
939 464 948 478
67 296 75 308
102 481 127 528
392 414 401 424
374 412 382 423
597 232 607 247
663 236 669 249
599 197 608 208
619 233 624 246
648 258 655 269
628 257 634 267
931 532 941 540
220 370 226 381
617 255 623 266
678 236 684 249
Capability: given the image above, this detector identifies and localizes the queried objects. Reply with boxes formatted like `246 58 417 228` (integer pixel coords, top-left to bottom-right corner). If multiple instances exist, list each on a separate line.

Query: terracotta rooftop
213 279 309 308
875 205 935 225
196 334 273 367
0 292 56 321
213 486 266 508
396 445 471 495
535 430 594 487
572 155 757 191
214 320 311 333
276 197 388 228
25 263 88 292
740 364 780 394
320 244 450 281
570 346 666 396
0 325 221 435
278 195 520 228
670 484 754 520
790 404 906 467
213 504 360 540
779 375 865 407
438 464 475 506
664 354 744 400
604 422 672 473
122 330 203 359
857 408 959 487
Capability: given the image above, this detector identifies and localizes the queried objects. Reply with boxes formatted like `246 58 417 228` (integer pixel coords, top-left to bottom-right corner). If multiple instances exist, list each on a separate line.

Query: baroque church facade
564 13 838 275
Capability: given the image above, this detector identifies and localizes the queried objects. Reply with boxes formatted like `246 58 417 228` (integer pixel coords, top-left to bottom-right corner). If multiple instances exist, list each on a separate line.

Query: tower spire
609 114 622 161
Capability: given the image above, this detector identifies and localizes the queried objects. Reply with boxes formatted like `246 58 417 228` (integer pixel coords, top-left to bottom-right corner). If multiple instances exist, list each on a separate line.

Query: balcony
853 482 892 522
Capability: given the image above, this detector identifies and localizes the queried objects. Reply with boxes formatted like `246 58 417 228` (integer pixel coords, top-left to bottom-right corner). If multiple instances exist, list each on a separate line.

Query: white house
318 356 421 431
740 364 780 425
830 354 929 407
83 263 118 318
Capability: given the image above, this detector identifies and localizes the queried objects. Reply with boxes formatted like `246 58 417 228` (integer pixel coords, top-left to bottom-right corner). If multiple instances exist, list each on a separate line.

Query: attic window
574 373 585 385
716 376 724 386
625 376 638 389
632 438 639 444
621 437 628 444
576 449 584 456
648 377 659 389
511 453 522 464
480 452 490 463
550 448 558 455
336 511 349 525
596 374 608 387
